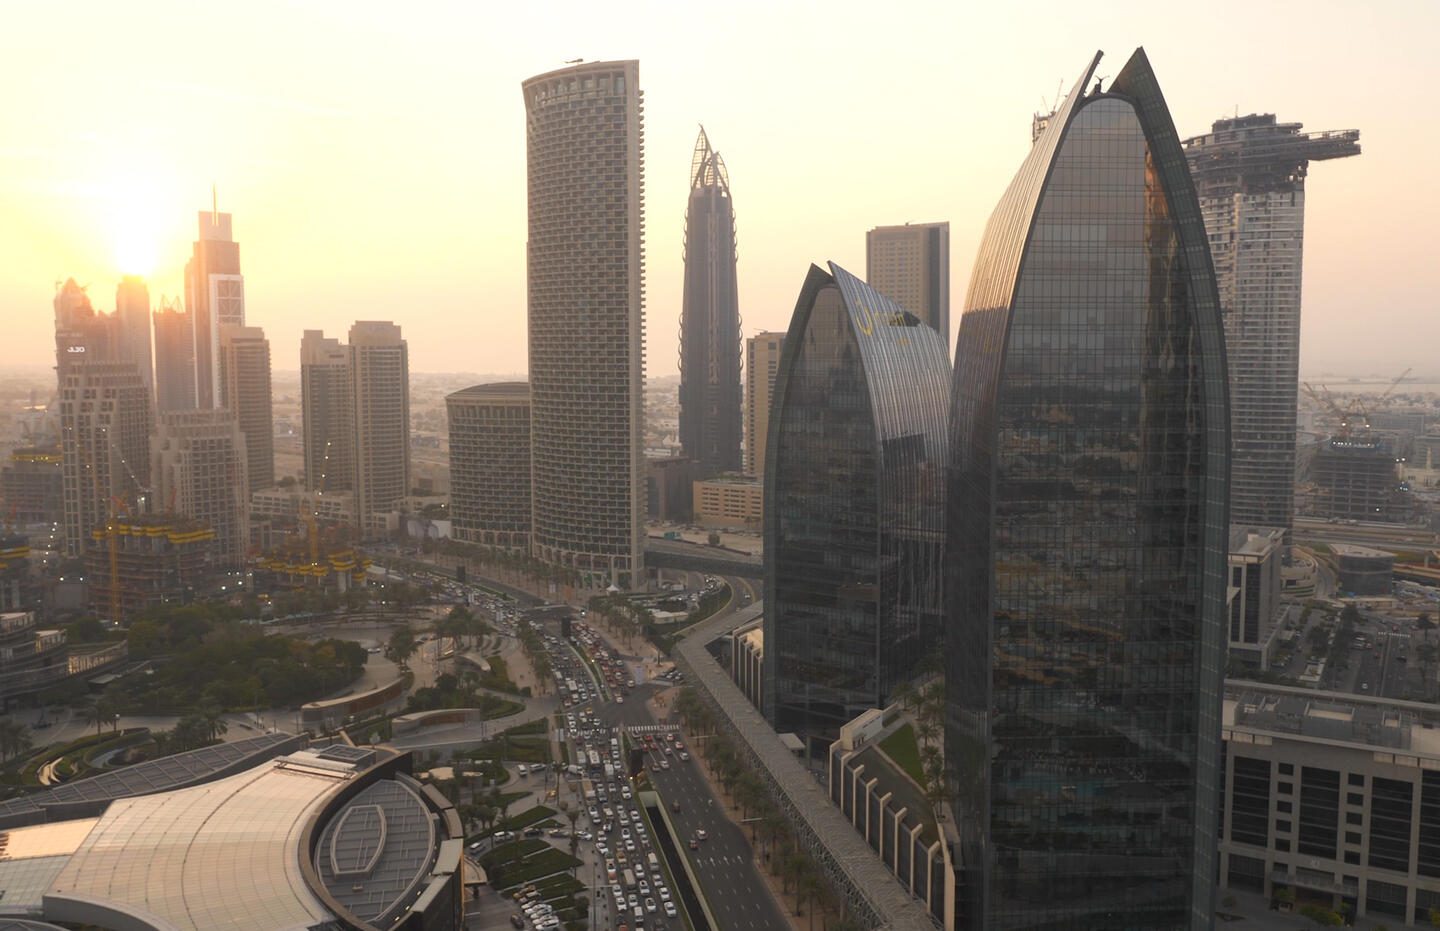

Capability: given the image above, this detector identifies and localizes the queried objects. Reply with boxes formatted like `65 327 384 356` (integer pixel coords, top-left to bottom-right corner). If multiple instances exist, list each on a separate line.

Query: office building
300 329 355 493
58 362 152 558
446 382 531 550
152 298 196 411
114 276 153 399
1218 683 1440 926
1229 526 1286 670
764 262 949 755
744 331 786 478
218 324 274 493
1333 543 1395 596
679 127 742 475
349 321 410 534
946 50 1230 928
152 409 250 567
693 475 763 531
865 222 950 338
1184 114 1360 534
522 60 645 588
185 206 244 409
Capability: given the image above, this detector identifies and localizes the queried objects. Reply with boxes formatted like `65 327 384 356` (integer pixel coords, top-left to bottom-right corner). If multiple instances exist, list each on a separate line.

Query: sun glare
105 169 170 278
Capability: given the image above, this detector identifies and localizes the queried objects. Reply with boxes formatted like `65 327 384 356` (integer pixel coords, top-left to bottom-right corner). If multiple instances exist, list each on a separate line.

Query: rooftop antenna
565 58 583 64
211 183 218 222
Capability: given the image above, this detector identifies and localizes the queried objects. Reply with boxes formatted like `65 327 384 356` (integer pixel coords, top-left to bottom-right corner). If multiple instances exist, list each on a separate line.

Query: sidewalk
659 689 812 931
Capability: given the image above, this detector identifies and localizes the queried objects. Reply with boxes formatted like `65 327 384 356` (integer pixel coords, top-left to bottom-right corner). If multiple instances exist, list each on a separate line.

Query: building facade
185 207 244 410
152 409 250 567
1184 115 1360 535
1 447 63 526
645 456 695 522
446 382 531 550
152 298 196 411
945 50 1230 929
522 60 646 588
764 262 950 756
1229 525 1286 670
58 362 152 557
300 329 355 493
349 321 410 534
679 127 743 476
865 222 950 339
218 325 274 494
693 475 762 531
114 276 153 401
1312 437 1406 523
744 331 786 479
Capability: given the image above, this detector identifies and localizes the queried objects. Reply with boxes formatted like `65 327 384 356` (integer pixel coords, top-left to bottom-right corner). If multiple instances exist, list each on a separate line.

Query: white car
659 888 671 902
664 901 678 918
645 898 658 914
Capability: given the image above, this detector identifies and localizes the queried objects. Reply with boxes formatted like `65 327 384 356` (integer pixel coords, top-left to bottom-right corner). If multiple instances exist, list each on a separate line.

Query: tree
198 705 228 743
386 627 419 671
0 719 33 762
1297 904 1343 927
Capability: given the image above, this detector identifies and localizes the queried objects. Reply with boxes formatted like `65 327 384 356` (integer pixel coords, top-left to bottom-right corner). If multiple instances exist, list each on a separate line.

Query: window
1278 782 1294 795
1229 756 1271 847
1369 777 1414 873
1349 773 1365 786
1277 800 1293 813
1299 767 1340 860
1276 838 1291 852
1345 851 1360 865
1275 819 1292 833
1347 792 1365 806
1280 763 1295 775
1346 812 1363 826
1345 831 1361 845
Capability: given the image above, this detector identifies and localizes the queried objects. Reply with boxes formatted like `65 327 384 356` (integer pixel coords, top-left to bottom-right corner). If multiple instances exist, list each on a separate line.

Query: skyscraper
522 60 645 588
152 298 196 412
114 276 153 400
349 321 410 534
763 262 949 755
58 361 152 557
300 329 355 493
1184 115 1360 534
865 222 951 338
53 278 115 374
678 127 742 475
744 331 786 478
151 409 249 566
946 50 1229 928
446 383 531 550
218 325 274 493
185 206 244 409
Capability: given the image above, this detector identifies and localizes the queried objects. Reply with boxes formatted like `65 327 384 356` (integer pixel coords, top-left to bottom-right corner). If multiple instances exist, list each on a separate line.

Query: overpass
644 537 762 579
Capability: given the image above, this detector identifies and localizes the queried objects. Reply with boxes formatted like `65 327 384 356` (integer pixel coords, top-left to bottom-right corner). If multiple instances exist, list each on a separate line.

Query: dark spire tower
947 49 1230 928
678 127 742 475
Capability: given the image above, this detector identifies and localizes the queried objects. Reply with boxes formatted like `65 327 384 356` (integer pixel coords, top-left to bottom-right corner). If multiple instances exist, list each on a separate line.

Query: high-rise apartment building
152 298 196 412
678 127 742 475
522 60 645 588
946 50 1229 928
218 325 274 493
1184 114 1360 534
185 207 244 409
446 383 531 550
865 222 950 338
348 321 410 534
744 331 785 479
151 409 249 566
300 329 355 493
114 276 153 400
53 278 116 375
764 262 949 756
58 362 152 557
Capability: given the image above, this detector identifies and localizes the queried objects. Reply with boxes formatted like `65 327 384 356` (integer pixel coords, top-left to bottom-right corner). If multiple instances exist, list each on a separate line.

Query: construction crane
1303 367 1413 441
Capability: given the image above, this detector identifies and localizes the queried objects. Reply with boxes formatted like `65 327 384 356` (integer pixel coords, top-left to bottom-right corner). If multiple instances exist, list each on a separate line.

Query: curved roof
446 381 530 403
689 126 730 192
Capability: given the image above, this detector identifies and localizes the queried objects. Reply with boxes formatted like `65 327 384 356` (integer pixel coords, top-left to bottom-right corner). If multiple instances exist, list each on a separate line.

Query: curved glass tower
679 127 743 475
764 262 950 755
946 50 1229 929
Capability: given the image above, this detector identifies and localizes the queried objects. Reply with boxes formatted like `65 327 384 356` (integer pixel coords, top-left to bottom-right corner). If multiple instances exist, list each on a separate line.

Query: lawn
878 723 925 786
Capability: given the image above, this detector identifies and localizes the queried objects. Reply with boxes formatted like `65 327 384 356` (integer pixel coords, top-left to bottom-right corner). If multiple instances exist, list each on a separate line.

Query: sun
104 168 171 278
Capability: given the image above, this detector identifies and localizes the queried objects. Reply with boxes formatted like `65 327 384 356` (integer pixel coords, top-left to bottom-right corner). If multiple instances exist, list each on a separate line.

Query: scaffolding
1183 113 1360 198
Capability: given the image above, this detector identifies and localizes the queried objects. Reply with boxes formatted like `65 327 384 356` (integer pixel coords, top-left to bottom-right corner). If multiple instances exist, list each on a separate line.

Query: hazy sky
1 0 1435 381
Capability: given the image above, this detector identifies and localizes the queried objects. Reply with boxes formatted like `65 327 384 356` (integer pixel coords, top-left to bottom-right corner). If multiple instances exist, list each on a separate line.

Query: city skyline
0 1 1425 381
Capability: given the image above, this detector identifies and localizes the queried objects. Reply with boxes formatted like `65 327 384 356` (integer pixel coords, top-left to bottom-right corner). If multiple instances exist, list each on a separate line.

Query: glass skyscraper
763 262 950 756
679 127 742 475
946 50 1230 929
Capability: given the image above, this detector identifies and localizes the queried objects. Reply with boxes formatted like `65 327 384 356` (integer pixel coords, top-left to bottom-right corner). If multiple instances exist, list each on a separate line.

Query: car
628 893 639 908
621 827 631 839
659 887 671 902
663 746 673 756
659 760 670 770
645 897 657 914
696 829 708 841
616 696 625 703
664 901 678 918
671 800 681 813
639 881 651 896
689 837 699 849
678 751 689 762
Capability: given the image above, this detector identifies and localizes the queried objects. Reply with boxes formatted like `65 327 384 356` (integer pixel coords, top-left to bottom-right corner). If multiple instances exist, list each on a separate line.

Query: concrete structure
766 262 950 755
1218 683 1440 925
113 276 153 401
744 331 785 478
1334 543 1396 596
300 328 355 493
83 514 217 620
1184 114 1360 536
1230 526 1286 670
446 382 530 550
679 127 742 476
151 298 196 411
251 487 355 524
946 51 1229 928
0 536 33 613
865 222 950 339
348 321 410 535
300 678 405 731
1 447 63 526
151 409 250 567
729 614 764 709
522 59 645 588
693 474 762 531
185 206 244 410
1312 437 1407 523
645 455 695 522
0 612 67 710
58 362 152 558
218 324 273 494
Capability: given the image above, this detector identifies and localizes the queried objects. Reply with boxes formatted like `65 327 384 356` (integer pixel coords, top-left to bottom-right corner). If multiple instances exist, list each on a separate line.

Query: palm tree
199 705 228 744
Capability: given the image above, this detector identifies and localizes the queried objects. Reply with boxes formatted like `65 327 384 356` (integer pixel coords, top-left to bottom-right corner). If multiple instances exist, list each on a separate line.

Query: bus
588 750 602 772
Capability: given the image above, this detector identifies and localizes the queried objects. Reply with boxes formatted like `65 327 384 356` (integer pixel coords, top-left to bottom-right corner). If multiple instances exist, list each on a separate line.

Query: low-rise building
1334 543 1396 597
729 615 763 709
1229 525 1287 670
693 475 763 531
0 611 67 709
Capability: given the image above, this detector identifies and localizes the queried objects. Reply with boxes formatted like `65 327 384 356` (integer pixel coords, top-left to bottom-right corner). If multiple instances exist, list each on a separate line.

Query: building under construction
1311 437 1408 523
84 514 217 621
1183 114 1360 536
0 535 33 612
256 545 370 592
1 446 63 526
